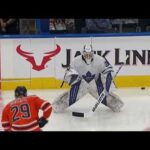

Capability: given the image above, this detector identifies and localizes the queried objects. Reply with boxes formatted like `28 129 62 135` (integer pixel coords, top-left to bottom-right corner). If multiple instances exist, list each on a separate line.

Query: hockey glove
38 117 48 128
69 74 81 85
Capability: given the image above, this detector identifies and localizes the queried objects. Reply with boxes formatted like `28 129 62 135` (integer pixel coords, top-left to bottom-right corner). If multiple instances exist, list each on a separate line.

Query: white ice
1 88 150 131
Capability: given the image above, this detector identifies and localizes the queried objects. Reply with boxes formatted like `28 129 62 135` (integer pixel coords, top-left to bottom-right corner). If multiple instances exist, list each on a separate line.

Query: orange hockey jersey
1 95 52 131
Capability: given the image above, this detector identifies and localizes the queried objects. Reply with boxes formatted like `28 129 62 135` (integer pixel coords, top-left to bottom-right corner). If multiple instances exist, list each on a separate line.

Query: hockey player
52 45 124 113
1 86 52 131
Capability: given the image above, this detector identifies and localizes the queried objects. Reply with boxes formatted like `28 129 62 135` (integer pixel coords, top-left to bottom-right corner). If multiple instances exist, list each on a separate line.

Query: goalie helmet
82 45 94 65
15 86 27 98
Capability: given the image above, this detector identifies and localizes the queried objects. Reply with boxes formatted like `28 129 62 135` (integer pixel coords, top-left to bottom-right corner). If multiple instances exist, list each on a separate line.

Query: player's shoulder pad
29 95 37 97
94 54 104 59
74 55 82 61
94 54 105 62
28 95 40 99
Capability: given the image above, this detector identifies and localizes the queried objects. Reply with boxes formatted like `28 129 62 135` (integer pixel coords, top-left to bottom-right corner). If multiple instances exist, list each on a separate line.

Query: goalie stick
72 62 124 117
72 90 105 117
112 62 124 88
60 66 70 88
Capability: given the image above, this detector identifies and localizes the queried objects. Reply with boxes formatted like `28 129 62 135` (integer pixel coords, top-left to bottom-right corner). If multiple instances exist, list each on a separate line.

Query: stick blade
72 112 84 117
72 111 93 118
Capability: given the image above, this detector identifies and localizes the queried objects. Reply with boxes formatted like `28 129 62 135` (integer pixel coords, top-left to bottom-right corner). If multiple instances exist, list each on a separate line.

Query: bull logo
16 44 61 71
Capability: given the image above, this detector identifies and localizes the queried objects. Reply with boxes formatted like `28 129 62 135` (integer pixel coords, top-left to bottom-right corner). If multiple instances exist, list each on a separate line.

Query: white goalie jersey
52 51 124 113
65 54 114 86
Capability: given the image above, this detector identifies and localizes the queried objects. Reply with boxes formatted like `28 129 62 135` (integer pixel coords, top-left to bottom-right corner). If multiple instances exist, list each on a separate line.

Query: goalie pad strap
106 72 112 92
69 80 81 106
95 74 107 105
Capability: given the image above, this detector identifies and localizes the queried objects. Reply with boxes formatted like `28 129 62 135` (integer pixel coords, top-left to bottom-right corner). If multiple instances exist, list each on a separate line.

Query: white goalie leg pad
52 80 89 113
52 91 70 113
88 80 124 112
106 91 124 112
74 79 90 99
88 80 99 98
67 79 89 106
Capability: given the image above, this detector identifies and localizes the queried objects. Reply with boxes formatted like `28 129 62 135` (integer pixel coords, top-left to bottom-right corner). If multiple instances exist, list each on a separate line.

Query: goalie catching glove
64 68 81 85
38 117 48 128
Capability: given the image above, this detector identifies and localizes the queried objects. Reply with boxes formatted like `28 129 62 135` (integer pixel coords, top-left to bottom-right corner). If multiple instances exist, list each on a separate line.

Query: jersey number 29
11 103 31 122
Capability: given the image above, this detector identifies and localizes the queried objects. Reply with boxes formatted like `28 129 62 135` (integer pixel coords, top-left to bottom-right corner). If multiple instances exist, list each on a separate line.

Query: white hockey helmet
82 45 94 65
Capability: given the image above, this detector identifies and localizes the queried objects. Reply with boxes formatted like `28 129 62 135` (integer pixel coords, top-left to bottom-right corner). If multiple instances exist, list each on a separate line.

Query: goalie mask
82 45 94 65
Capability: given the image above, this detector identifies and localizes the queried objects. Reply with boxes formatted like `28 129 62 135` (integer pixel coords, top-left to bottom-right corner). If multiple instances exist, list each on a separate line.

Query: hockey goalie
52 45 124 113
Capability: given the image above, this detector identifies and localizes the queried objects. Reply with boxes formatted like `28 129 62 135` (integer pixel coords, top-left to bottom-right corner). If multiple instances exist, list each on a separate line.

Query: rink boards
1 34 150 90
